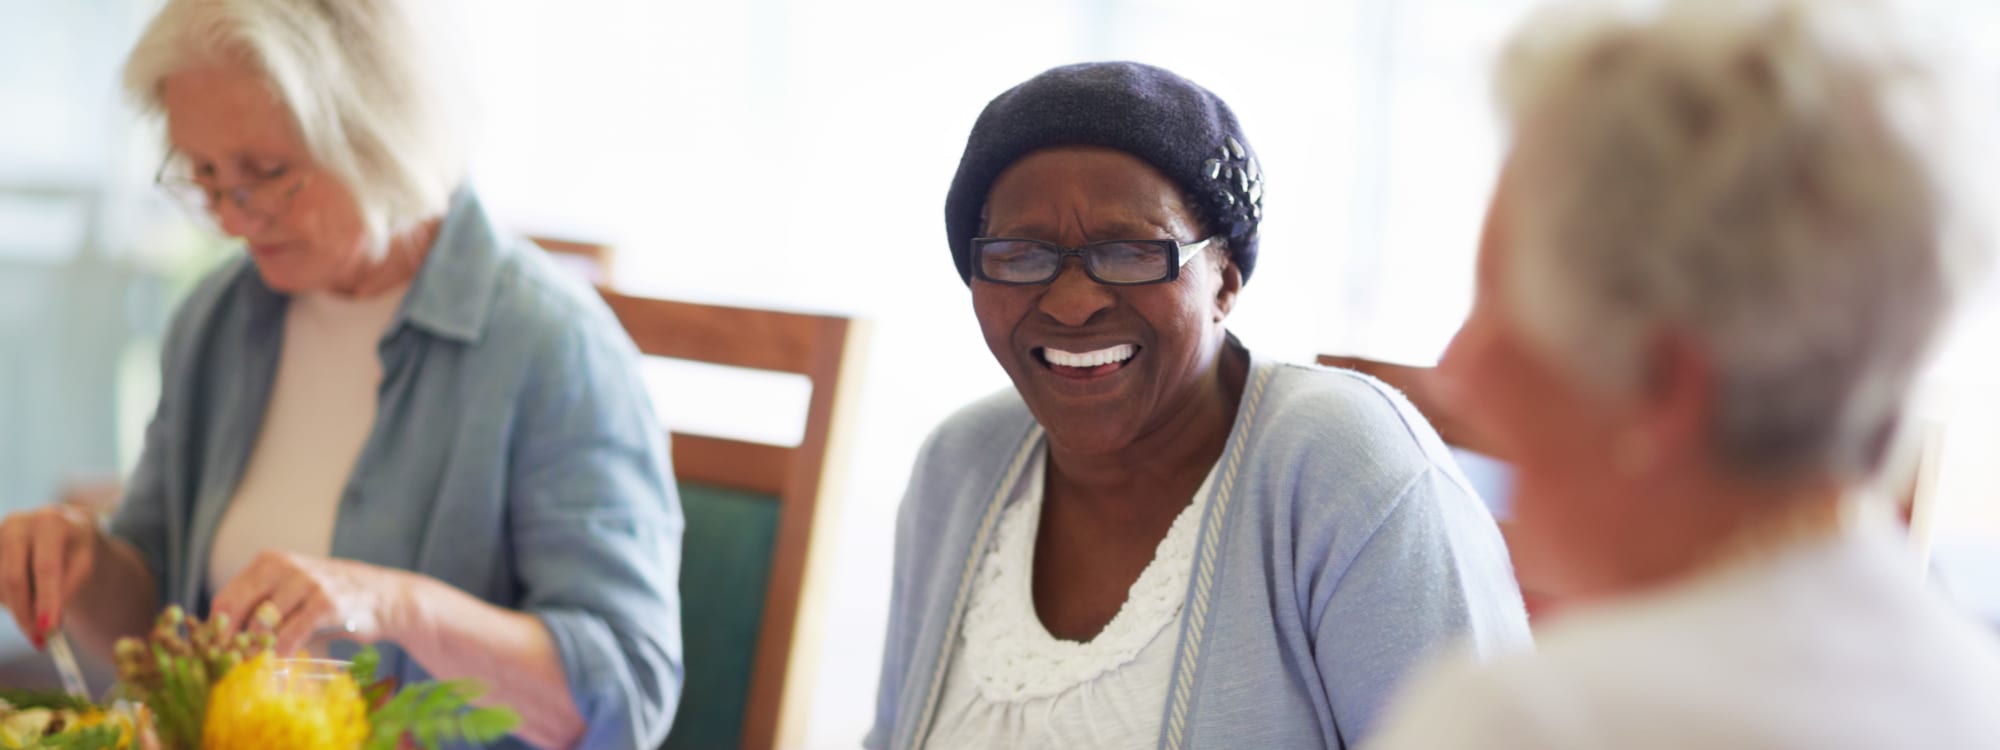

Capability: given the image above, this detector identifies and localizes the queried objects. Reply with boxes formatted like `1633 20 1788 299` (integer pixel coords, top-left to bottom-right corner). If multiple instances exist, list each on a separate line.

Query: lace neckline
957 448 1217 702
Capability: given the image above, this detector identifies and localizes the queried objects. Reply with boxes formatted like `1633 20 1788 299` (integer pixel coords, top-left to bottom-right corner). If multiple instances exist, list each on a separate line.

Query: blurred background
2 0 1996 746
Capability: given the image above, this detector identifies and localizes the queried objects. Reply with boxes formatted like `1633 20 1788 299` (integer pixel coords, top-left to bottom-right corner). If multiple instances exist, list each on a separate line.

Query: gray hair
1493 0 1976 480
123 0 465 253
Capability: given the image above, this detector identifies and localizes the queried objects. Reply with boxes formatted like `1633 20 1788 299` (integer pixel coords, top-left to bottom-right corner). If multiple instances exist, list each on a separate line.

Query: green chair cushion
662 482 781 750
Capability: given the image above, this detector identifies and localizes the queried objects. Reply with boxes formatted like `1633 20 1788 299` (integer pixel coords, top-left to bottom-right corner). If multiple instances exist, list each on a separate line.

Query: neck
1599 473 1850 596
328 218 441 298
1045 335 1249 502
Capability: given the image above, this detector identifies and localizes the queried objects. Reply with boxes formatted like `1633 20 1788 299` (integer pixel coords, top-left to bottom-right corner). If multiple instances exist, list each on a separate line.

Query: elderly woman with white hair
0 1 682 748
1369 1 2000 748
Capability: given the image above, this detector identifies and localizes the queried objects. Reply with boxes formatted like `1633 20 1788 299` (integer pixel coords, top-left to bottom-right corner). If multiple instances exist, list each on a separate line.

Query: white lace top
925 449 1218 750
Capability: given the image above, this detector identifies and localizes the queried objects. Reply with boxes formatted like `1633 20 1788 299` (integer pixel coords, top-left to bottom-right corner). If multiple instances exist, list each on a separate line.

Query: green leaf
349 646 381 685
41 724 128 750
372 683 424 719
458 707 520 740
362 678 521 750
412 683 457 718
0 688 96 713
441 680 488 702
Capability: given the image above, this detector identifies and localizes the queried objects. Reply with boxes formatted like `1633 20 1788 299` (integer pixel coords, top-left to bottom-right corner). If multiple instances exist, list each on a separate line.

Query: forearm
388 573 584 750
68 535 159 661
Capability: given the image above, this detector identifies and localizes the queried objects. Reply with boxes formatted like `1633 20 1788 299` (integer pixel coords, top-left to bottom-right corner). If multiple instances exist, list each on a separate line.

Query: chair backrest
599 290 865 750
529 235 616 285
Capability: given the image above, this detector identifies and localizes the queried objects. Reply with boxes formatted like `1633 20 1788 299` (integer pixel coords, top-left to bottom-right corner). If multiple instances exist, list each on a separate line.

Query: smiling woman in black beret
864 62 1531 750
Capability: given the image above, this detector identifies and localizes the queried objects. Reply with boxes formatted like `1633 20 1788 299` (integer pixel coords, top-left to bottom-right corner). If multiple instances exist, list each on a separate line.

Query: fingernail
35 613 49 636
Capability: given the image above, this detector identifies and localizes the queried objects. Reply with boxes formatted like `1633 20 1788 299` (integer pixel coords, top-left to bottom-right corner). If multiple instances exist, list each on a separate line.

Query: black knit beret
944 61 1264 285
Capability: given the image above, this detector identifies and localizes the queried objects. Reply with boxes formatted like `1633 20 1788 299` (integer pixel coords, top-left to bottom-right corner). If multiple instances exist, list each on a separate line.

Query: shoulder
1246 360 1473 514
1387 586 1804 748
159 256 261 373
1368 646 1582 750
481 237 638 370
899 388 1035 517
1254 360 1456 467
894 388 1035 552
913 387 1036 468
1374 603 1735 750
176 254 260 315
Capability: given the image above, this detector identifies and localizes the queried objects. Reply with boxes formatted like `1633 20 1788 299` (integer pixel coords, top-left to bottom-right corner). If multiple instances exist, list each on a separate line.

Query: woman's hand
210 550 414 656
0 504 108 648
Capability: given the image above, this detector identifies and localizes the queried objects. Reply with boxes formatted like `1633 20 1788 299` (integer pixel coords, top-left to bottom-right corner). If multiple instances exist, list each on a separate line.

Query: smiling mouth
1035 344 1139 379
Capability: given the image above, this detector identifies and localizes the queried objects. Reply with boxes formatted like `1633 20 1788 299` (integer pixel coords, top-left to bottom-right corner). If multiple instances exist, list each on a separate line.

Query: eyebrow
984 219 1181 241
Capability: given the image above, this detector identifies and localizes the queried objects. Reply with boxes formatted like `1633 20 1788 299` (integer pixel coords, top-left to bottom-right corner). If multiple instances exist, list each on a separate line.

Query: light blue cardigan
866 355 1530 750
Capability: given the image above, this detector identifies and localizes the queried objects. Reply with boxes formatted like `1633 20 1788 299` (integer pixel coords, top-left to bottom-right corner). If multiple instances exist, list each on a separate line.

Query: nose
212 198 264 239
1036 259 1116 327
1435 320 1477 406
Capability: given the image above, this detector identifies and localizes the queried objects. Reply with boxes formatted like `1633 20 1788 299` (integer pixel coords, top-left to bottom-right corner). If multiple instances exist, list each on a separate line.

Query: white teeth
1044 344 1136 368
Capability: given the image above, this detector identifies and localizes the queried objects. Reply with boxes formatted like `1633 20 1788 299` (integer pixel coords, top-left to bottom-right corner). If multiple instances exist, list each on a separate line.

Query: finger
274 597 331 657
58 535 93 619
264 570 318 631
0 521 34 643
30 527 67 639
46 522 95 634
211 554 283 637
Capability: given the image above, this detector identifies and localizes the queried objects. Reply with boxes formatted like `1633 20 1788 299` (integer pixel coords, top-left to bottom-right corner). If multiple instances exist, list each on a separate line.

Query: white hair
123 0 465 253
1493 0 1981 480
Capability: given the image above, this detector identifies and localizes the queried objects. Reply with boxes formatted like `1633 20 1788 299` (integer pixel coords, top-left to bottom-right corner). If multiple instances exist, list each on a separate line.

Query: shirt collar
392 187 505 343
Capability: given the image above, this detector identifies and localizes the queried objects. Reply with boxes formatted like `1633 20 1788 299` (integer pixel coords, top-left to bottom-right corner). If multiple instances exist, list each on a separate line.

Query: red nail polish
35 613 49 636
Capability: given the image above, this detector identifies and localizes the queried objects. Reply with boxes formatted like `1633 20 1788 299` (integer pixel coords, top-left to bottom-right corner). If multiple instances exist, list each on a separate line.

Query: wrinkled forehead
158 60 305 163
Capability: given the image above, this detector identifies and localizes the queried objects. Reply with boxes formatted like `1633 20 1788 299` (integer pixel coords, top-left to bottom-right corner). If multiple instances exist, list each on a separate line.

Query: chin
1032 406 1145 456
1013 378 1162 457
250 266 298 291
249 263 316 294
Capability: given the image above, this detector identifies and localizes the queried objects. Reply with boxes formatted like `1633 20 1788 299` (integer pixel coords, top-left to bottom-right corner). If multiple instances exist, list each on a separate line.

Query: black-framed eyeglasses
153 150 309 228
970 236 1220 286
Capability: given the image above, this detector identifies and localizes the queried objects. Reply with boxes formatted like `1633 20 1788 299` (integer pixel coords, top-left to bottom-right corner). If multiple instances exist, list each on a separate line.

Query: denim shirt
109 190 685 750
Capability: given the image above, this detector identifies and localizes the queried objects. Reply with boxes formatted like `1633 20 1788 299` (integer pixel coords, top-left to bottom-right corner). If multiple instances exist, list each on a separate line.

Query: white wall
441 1 2000 746
8 0 1993 746
448 2 1542 745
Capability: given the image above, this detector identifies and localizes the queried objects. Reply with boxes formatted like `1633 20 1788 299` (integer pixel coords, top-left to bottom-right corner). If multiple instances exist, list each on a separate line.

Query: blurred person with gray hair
1368 0 2000 748
0 1 684 747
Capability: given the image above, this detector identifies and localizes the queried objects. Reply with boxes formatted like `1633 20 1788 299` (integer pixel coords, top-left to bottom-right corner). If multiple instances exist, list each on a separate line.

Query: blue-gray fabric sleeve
509 320 685 750
1312 467 1531 747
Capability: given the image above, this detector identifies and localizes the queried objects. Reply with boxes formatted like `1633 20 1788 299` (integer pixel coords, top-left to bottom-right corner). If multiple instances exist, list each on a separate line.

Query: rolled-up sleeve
509 317 685 750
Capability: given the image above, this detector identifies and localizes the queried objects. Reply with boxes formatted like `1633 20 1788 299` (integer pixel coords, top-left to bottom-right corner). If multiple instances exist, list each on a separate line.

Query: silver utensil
45 629 88 700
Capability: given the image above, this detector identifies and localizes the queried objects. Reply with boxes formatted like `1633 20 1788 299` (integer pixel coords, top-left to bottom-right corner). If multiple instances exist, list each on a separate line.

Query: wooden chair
532 233 870 745
528 235 616 285
599 291 866 750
